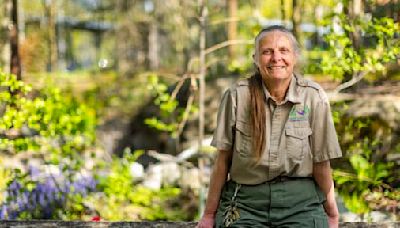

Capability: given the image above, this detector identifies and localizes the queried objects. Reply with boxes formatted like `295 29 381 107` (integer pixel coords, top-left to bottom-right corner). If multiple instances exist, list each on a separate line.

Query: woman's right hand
197 213 215 228
328 213 339 228
197 149 232 228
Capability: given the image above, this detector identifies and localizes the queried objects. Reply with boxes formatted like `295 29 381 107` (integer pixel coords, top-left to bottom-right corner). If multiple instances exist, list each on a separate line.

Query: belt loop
231 183 241 201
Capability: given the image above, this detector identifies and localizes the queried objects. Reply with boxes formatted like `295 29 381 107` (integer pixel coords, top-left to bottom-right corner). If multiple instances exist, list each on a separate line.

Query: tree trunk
148 21 159 70
43 0 57 72
227 0 237 60
292 0 302 46
115 0 131 74
351 0 362 51
313 5 324 47
49 0 57 71
65 27 74 70
10 0 21 79
281 0 286 25
57 2 67 71
198 0 207 216
397 1 400 26
342 0 363 84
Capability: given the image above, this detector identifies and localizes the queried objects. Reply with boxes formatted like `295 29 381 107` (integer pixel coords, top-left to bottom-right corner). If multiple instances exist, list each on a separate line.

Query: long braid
249 72 266 162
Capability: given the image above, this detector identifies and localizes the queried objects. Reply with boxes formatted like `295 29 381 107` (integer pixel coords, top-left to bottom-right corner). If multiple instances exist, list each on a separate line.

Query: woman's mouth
267 66 285 70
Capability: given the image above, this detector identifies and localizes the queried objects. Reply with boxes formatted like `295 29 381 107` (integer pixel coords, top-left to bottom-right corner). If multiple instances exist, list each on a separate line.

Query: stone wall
0 221 399 228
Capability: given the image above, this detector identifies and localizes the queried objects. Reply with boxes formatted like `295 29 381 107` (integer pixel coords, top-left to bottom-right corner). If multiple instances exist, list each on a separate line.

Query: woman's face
255 31 297 82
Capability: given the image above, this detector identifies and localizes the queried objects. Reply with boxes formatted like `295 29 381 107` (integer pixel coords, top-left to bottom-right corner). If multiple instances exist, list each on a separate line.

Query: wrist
323 200 339 217
203 211 216 218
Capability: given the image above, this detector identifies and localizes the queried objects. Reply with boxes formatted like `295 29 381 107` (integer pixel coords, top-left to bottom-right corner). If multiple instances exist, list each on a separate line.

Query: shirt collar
261 74 302 104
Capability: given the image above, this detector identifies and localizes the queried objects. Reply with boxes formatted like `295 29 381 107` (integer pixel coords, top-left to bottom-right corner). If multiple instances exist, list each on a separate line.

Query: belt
267 176 312 184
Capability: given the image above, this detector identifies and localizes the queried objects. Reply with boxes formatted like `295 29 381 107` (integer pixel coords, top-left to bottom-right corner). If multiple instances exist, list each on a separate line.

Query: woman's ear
252 54 259 67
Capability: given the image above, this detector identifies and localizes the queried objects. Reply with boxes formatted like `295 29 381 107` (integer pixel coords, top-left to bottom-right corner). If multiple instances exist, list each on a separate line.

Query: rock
347 96 400 129
160 162 181 185
129 162 144 179
177 137 215 162
327 94 400 130
137 150 204 190
0 221 197 228
142 162 183 189
0 221 399 227
179 167 200 189
142 164 163 190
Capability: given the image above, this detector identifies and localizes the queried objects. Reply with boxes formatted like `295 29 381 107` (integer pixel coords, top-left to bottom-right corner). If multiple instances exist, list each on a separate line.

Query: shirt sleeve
311 90 342 162
210 88 236 151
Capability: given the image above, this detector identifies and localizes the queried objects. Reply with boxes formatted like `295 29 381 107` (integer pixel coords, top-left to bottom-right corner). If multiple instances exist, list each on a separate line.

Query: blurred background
0 0 399 222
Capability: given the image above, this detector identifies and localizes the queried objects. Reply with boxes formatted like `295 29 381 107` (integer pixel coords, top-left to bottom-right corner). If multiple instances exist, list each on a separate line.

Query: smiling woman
253 28 299 104
256 32 297 81
197 25 343 228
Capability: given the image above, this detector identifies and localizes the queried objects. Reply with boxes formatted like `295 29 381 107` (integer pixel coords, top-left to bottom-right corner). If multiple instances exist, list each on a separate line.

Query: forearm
323 180 338 218
203 149 231 216
313 161 339 218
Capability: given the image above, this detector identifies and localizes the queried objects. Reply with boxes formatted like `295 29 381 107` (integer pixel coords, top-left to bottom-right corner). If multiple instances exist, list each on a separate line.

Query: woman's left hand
327 213 339 228
197 213 215 228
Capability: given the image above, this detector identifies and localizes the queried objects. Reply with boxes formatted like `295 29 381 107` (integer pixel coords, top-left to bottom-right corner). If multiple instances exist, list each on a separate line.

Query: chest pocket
285 127 312 162
235 120 252 157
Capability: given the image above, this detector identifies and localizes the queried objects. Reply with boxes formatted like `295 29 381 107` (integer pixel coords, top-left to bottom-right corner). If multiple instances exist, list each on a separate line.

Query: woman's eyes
262 50 272 55
262 49 290 55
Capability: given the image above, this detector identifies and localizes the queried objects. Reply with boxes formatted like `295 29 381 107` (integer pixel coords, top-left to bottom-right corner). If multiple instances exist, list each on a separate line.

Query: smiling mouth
267 66 285 70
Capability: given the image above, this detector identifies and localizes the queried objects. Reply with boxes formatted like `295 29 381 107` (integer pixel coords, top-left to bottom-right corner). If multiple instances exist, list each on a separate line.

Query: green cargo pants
214 178 328 228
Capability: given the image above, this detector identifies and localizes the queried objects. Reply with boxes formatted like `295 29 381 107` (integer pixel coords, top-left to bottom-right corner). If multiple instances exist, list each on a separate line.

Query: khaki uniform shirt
211 74 342 185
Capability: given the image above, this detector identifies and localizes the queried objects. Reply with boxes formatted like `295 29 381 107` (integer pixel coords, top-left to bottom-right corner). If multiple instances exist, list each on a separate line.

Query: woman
197 25 342 228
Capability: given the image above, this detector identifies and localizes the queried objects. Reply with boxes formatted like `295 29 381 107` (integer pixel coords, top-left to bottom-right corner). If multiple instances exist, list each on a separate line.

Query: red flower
91 215 101 222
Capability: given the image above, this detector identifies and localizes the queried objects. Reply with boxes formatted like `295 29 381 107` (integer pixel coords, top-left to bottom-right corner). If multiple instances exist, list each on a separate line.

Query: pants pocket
215 181 240 227
313 217 329 228
313 182 327 204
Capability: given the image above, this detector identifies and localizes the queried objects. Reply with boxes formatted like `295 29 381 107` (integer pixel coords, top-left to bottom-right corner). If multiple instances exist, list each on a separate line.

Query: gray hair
253 25 302 71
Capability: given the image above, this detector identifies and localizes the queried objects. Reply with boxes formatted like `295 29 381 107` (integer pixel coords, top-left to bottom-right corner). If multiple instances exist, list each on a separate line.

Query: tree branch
177 78 196 136
334 71 368 93
170 74 191 100
205 39 253 55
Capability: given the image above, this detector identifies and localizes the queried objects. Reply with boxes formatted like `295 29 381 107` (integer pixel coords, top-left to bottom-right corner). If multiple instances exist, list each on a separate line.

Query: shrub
0 70 96 219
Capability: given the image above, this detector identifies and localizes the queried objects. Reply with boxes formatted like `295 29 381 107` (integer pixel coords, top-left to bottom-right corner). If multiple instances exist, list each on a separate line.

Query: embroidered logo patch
289 105 310 121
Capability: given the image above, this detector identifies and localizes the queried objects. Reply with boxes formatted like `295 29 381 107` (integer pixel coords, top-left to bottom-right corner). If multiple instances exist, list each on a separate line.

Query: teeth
267 66 285 69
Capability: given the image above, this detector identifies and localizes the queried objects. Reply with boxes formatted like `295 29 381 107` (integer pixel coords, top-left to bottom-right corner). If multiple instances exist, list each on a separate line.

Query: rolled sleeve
210 88 236 151
311 94 342 162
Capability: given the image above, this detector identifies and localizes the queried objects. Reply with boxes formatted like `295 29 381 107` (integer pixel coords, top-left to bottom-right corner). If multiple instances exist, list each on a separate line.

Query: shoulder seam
296 77 321 91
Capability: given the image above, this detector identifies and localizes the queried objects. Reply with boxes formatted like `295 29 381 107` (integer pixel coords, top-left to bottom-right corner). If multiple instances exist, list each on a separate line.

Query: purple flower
3 165 98 219
9 180 21 191
0 205 7 219
39 193 46 207
28 165 40 179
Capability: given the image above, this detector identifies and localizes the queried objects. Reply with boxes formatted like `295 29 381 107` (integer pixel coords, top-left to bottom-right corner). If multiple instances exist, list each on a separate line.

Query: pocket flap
236 120 251 136
285 127 312 139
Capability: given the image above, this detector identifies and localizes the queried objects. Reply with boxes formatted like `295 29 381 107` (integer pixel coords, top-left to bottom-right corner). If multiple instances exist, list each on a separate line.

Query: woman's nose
271 51 281 61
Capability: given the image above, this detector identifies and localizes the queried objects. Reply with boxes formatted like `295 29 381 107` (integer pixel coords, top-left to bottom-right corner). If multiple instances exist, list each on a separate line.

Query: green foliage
320 11 400 81
0 72 96 164
0 159 13 204
145 74 197 138
27 70 153 125
332 103 399 217
318 10 400 217
0 70 98 219
88 150 187 221
334 138 394 214
0 70 193 221
227 58 254 76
